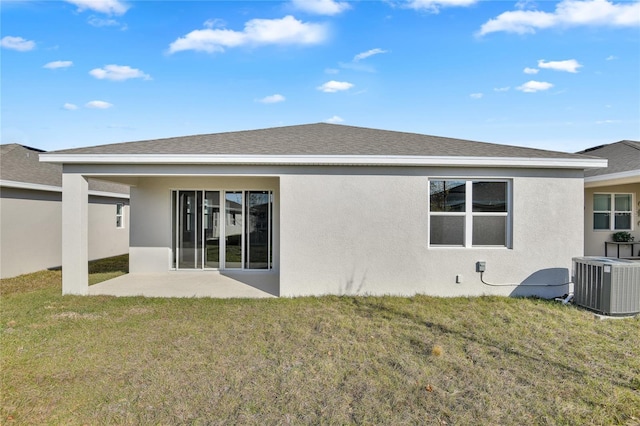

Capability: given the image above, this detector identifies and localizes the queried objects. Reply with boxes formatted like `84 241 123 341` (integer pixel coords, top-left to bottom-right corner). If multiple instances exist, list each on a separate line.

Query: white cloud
85 100 113 109
204 19 226 29
65 0 129 15
405 0 477 13
516 80 554 92
257 94 286 104
1 36 35 51
470 93 483 99
595 119 622 124
44 60 73 69
494 86 511 92
524 67 539 74
353 48 389 62
538 59 582 72
606 55 618 60
325 68 339 74
317 80 354 93
87 16 121 27
63 103 78 110
168 15 328 54
89 64 151 81
291 0 350 15
478 0 640 36
325 115 345 123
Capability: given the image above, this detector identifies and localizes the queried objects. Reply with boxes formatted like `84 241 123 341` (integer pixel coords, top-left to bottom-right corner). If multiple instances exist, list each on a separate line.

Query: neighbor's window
593 193 632 230
429 180 510 247
116 203 124 228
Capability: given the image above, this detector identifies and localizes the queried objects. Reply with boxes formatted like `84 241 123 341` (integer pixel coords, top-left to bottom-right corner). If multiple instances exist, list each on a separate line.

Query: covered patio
88 271 279 298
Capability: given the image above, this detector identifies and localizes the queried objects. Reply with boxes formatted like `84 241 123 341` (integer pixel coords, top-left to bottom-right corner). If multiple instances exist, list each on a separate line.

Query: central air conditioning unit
572 257 640 316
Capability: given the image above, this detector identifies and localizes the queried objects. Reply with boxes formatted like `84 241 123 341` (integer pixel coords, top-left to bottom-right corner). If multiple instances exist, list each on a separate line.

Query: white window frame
593 192 634 231
116 203 124 229
428 179 512 248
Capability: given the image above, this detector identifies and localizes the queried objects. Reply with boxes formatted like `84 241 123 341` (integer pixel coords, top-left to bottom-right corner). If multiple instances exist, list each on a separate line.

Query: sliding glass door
172 190 272 270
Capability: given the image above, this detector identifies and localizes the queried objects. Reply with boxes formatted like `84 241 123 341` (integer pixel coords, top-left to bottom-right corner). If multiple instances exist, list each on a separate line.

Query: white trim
88 190 130 199
0 179 61 193
0 179 129 199
39 154 607 169
584 169 640 187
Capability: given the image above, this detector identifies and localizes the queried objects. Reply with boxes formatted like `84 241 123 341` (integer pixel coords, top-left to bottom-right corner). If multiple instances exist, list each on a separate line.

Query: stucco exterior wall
0 187 129 278
129 176 279 273
279 167 584 298
115 165 583 298
584 183 640 257
88 195 130 261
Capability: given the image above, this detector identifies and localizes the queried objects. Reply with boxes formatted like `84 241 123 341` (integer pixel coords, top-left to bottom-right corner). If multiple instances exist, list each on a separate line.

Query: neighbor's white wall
279 167 584 298
0 187 129 279
129 176 279 273
584 183 640 257
0 189 62 278
88 196 130 261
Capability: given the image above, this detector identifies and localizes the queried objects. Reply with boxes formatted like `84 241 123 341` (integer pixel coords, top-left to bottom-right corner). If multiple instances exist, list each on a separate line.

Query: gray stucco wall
0 187 129 278
125 166 583 298
279 167 583 298
584 183 640 257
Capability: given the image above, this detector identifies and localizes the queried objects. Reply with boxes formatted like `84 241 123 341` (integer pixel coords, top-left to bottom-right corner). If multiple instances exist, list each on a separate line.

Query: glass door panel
173 189 272 270
204 191 220 268
225 192 243 269
246 191 270 269
178 191 202 269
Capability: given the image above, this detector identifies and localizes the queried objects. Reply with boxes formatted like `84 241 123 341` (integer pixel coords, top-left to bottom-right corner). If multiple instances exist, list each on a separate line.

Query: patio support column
62 173 88 295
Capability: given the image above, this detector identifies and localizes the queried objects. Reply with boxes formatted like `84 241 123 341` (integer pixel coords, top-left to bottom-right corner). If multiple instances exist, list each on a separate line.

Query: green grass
1 257 639 425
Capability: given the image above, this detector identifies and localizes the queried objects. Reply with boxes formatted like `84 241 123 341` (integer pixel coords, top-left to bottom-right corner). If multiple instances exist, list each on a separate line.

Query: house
579 141 640 258
0 144 130 278
39 123 606 298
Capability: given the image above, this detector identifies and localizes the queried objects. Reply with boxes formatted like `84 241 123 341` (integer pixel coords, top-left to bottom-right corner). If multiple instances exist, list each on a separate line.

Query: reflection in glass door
173 190 272 270
177 191 202 269
246 191 271 269
225 192 243 269
204 191 220 268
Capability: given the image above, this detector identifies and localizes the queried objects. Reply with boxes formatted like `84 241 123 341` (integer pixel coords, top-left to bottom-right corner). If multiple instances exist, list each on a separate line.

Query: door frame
172 189 272 271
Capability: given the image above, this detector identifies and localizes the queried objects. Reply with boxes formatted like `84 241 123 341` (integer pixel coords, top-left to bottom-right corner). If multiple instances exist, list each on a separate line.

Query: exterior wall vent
572 257 640 316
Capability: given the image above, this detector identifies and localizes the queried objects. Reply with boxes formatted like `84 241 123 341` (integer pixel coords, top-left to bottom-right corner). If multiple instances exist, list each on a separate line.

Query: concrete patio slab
88 271 279 298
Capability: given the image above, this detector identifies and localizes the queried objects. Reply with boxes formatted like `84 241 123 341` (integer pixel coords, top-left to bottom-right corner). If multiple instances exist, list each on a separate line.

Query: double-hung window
429 180 510 247
593 193 633 230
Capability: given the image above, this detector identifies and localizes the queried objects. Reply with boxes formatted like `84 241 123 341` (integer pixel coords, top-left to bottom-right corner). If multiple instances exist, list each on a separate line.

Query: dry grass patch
1 261 639 425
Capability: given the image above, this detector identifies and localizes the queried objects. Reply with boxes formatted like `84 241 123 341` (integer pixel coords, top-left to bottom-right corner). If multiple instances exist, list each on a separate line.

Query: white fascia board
0 179 61 193
584 169 640 187
0 179 129 199
40 154 608 169
88 190 130 199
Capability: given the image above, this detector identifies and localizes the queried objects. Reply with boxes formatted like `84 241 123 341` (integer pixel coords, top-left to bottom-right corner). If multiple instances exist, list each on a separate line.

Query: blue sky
1 0 639 153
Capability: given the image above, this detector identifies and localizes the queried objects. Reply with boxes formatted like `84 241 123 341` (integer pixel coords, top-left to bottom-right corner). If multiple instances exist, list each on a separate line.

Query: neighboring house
579 141 640 258
40 123 606 298
0 144 130 278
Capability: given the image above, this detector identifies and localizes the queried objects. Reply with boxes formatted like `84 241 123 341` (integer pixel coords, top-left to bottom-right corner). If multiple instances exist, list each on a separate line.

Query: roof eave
39 154 608 169
584 169 640 188
0 179 130 198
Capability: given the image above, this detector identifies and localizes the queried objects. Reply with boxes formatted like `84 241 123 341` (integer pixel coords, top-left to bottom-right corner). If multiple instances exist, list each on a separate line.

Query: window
429 180 510 247
593 193 633 231
116 203 124 228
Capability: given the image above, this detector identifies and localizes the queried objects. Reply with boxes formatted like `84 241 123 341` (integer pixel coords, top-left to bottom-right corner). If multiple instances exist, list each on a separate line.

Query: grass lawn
1 256 639 425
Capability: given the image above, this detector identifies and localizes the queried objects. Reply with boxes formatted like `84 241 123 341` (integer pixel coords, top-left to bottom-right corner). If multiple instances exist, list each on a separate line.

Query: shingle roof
1 144 129 194
49 123 593 160
578 140 640 177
